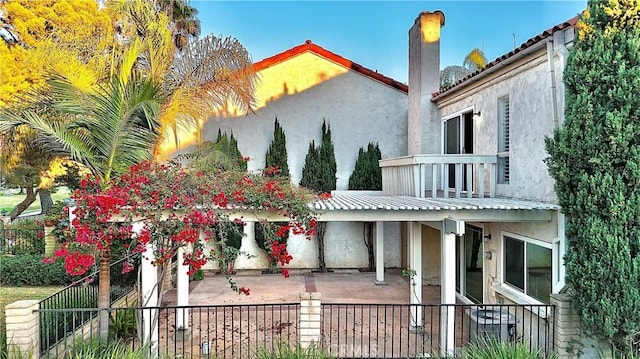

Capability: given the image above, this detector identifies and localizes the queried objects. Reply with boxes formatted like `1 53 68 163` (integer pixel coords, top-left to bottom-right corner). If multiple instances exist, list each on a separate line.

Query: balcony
379 154 498 199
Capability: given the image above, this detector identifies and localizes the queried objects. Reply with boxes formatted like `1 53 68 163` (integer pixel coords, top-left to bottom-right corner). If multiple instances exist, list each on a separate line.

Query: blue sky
192 1 587 83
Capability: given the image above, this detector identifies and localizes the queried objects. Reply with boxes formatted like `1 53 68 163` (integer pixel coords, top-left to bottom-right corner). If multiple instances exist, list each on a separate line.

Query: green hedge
0 255 73 286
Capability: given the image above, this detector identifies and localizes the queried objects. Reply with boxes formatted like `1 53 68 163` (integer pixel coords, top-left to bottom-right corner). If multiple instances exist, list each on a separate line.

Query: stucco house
185 40 410 271
162 10 578 353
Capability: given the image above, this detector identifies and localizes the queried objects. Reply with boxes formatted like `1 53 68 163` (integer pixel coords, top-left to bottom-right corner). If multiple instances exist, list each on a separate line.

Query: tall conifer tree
300 120 336 271
265 118 289 177
349 142 382 271
546 0 640 350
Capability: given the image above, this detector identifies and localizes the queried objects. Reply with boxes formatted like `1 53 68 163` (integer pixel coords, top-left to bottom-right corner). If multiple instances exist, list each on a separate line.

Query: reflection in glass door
456 224 484 303
444 112 474 190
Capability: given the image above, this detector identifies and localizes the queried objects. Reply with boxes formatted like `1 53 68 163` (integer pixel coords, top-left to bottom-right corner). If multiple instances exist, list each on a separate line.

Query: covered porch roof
312 193 559 222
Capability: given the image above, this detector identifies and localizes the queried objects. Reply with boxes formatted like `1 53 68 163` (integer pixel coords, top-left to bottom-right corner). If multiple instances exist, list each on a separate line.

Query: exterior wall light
473 111 482 121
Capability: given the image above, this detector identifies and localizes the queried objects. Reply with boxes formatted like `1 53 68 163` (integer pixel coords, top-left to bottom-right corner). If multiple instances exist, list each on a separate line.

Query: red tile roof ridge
252 40 408 93
432 15 579 99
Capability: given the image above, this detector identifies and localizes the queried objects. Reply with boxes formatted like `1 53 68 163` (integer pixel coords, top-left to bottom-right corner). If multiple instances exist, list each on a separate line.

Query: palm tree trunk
98 250 111 340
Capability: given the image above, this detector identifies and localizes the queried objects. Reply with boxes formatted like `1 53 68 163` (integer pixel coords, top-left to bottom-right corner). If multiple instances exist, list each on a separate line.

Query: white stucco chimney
408 11 445 155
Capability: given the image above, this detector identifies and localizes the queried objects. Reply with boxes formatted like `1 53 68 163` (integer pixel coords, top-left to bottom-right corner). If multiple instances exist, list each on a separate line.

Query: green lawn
0 187 71 214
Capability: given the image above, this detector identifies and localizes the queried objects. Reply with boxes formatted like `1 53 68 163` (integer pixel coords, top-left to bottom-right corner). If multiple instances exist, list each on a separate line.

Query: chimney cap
414 10 445 27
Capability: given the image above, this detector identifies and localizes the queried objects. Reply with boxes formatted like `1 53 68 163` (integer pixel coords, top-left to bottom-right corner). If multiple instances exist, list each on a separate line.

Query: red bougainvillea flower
49 160 318 299
238 287 250 296
64 251 96 276
122 261 135 274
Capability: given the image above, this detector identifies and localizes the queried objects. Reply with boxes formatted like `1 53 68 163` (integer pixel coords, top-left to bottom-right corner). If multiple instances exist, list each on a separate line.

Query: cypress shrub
545 0 640 350
265 118 289 177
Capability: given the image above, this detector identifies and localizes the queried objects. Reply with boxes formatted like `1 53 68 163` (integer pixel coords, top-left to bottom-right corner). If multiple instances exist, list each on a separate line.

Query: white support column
176 245 189 330
408 221 422 329
136 222 159 359
441 218 464 356
375 221 385 285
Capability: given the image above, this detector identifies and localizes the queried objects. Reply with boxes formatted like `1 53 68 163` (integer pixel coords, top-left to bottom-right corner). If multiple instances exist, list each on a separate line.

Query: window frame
501 232 552 304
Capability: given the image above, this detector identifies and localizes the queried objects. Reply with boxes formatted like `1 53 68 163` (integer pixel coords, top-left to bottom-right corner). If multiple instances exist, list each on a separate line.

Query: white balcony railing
379 154 498 199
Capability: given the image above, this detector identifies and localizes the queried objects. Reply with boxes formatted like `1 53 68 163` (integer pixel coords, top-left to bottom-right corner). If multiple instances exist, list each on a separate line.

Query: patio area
162 269 442 306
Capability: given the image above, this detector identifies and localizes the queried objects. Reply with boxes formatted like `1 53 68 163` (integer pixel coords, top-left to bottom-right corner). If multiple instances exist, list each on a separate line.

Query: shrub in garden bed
0 254 72 286
459 338 557 359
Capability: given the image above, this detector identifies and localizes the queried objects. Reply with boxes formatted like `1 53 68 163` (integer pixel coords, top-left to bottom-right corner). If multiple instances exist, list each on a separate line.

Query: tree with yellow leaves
0 0 113 218
0 0 257 218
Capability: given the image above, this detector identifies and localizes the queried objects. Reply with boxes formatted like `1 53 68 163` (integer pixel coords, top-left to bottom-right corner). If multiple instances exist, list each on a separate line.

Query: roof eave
431 38 551 102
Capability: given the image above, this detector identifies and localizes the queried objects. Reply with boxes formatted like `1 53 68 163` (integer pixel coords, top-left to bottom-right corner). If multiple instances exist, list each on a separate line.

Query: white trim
552 213 566 292
441 106 475 122
441 106 474 156
501 232 553 249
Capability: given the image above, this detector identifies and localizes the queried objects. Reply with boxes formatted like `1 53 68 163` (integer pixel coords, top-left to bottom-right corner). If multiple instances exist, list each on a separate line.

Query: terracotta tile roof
432 16 579 99
252 40 408 93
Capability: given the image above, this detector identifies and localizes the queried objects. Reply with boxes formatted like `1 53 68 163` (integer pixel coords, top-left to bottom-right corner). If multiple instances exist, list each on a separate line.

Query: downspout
546 42 560 128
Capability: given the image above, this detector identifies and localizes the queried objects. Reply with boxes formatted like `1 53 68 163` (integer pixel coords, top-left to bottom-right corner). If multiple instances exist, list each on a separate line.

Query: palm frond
463 48 488 71
166 34 258 112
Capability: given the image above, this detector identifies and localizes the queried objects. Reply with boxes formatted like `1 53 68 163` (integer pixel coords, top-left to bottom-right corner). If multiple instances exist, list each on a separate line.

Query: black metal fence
321 303 553 358
39 256 137 354
38 304 301 359
0 225 44 255
36 303 553 358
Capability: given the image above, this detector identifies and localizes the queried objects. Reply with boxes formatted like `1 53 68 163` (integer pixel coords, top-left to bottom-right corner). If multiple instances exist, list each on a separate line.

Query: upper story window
497 95 510 184
503 234 551 304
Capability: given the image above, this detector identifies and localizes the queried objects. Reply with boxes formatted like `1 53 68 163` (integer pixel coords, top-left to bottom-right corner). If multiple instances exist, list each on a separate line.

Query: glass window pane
464 226 483 303
526 243 552 304
504 236 524 291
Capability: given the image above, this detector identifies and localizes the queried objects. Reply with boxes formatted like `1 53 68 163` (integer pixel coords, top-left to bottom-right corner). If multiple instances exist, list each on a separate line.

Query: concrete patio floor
162 269 442 306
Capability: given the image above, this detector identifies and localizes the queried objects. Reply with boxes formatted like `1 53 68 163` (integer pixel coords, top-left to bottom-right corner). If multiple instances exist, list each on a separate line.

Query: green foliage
63 340 148 359
203 129 247 171
460 338 556 359
300 120 337 193
348 142 382 190
255 341 335 359
545 0 640 351
0 220 44 255
109 304 137 341
255 222 290 251
192 269 205 281
600 346 640 359
265 118 290 177
0 255 72 285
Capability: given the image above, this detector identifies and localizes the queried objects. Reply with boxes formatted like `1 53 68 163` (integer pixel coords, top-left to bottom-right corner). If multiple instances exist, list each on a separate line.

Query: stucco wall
436 48 567 203
199 52 408 190
203 221 402 270
421 225 441 285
